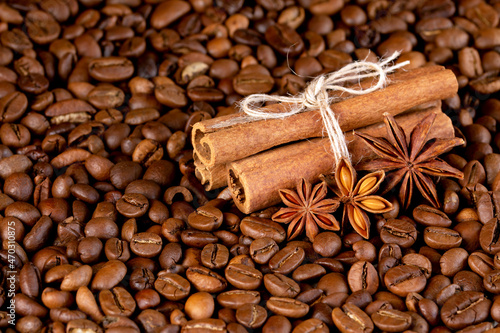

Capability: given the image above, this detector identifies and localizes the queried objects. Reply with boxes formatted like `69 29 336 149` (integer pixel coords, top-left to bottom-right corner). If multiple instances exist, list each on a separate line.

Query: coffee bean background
2 0 500 332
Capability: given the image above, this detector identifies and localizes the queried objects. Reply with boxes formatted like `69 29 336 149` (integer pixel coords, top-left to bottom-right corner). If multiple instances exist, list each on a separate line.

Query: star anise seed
272 178 340 242
355 112 464 210
323 158 393 239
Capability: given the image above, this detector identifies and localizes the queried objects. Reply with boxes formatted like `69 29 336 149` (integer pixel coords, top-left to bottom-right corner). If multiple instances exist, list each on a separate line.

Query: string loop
238 51 409 165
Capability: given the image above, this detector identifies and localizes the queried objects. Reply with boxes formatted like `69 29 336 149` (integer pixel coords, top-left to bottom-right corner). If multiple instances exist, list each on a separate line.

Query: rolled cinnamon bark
227 105 454 214
194 100 442 191
193 152 227 191
193 66 458 168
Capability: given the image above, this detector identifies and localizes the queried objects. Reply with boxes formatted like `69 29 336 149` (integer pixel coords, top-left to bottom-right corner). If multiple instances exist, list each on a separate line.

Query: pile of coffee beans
3 0 500 332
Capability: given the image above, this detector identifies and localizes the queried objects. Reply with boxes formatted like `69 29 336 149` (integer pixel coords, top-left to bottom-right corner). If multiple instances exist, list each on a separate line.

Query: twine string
238 51 410 165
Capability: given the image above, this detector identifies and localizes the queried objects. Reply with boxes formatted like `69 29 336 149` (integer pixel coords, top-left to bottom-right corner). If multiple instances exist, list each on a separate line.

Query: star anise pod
355 112 464 210
322 158 393 239
272 178 340 242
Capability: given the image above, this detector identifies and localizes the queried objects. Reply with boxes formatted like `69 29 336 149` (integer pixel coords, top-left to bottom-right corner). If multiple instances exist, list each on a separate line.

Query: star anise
355 112 464 210
272 178 340 242
322 158 393 239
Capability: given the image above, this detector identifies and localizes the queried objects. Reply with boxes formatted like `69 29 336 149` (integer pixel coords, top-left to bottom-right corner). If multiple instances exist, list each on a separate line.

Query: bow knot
302 76 329 110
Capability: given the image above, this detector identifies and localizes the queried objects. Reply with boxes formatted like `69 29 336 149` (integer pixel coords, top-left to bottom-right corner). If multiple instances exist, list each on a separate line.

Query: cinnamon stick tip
192 127 214 166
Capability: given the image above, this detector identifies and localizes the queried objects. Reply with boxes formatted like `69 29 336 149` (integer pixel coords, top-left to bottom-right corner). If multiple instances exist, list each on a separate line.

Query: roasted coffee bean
384 265 427 297
401 253 432 279
130 232 162 258
182 319 226 333
262 315 292 333
269 245 305 275
292 263 326 282
200 243 229 269
236 303 267 329
186 266 227 293
380 218 417 248
91 260 127 291
440 248 469 277
99 287 136 317
264 273 300 298
240 216 286 243
332 303 374 332
347 261 379 295
217 290 261 310
181 230 218 248
440 291 491 330
250 237 279 264
468 251 495 278
424 227 462 250
155 271 190 301
0 91 27 123
265 24 304 56
185 292 214 320
188 205 223 231
371 309 412 332
413 204 452 227
88 57 134 82
480 218 500 254
61 265 92 292
313 232 342 257
225 263 262 290
266 297 309 318
116 193 149 218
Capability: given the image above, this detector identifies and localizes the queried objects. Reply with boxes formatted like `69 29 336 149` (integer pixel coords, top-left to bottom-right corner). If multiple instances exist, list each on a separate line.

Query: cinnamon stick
193 152 227 191
193 66 458 168
194 100 442 191
227 105 454 214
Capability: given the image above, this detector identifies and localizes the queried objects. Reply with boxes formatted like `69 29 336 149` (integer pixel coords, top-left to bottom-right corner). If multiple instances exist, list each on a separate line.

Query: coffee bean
225 263 262 290
440 248 469 277
116 193 149 218
217 290 261 310
88 57 134 82
99 287 136 317
264 273 300 298
269 245 305 275
130 232 162 258
233 70 274 95
347 261 379 295
292 263 326 282
264 24 304 56
424 227 463 250
91 260 127 291
182 319 226 333
188 205 223 232
459 47 483 78
150 0 191 30
0 91 27 123
440 291 491 330
249 237 279 264
185 292 214 320
380 218 417 248
181 230 218 248
371 309 412 332
186 266 227 293
266 297 309 318
236 303 267 329
384 265 427 297
262 315 292 333
413 204 452 227
155 271 190 301
332 303 374 332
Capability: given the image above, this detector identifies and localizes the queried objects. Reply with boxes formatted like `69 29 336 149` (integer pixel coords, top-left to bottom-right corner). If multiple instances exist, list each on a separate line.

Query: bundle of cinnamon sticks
192 66 458 214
